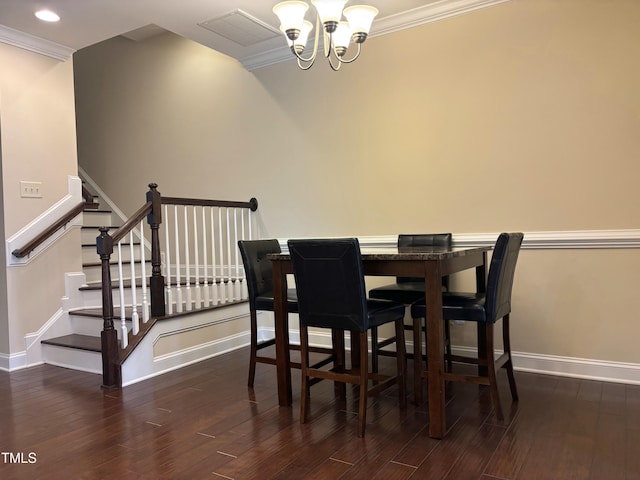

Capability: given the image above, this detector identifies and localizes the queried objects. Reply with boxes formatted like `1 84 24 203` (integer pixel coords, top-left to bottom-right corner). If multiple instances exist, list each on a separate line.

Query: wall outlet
20 181 43 198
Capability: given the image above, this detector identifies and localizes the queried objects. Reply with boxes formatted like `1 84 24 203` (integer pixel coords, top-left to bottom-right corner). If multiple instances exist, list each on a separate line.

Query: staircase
36 180 258 387
40 187 147 373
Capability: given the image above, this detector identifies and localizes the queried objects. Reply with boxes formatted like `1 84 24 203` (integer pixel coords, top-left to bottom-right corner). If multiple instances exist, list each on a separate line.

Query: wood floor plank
0 351 630 480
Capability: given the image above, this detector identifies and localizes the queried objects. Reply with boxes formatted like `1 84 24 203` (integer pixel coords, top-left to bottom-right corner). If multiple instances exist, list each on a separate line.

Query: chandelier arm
335 43 362 64
292 15 321 64
328 54 342 71
297 57 315 70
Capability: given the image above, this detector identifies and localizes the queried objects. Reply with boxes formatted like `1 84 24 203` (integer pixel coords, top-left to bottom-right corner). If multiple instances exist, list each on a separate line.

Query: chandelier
273 1 378 71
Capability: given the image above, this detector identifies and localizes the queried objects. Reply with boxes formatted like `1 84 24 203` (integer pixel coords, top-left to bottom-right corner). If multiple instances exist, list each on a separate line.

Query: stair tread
70 307 138 319
82 259 151 268
81 225 121 229
42 334 101 352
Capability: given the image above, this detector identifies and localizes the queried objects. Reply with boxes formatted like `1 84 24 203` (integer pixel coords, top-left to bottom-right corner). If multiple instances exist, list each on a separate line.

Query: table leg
425 262 446 438
272 261 292 406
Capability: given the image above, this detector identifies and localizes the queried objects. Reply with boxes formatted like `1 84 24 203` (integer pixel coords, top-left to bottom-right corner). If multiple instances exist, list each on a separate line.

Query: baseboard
0 351 29 372
120 304 251 386
262 327 640 386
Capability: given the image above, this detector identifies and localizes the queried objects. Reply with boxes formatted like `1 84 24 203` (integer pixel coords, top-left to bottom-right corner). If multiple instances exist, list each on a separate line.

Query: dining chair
410 232 523 419
369 233 453 371
288 238 407 437
238 239 335 388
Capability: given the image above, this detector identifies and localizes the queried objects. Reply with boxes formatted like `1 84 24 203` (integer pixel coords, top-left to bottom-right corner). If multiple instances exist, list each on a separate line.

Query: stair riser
70 315 132 337
82 246 146 263
79 287 148 307
82 228 103 244
83 264 151 283
82 211 114 227
42 344 102 374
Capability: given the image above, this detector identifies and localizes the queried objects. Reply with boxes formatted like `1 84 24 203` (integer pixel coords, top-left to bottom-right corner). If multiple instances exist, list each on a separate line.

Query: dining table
268 244 489 439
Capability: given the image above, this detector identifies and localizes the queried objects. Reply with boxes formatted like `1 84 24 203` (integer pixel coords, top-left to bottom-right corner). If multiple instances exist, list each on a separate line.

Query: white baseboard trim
0 351 28 372
122 331 250 387
264 328 640 386
512 350 640 385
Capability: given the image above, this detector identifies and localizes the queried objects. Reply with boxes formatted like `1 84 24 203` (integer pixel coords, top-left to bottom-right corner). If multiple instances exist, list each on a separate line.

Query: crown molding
372 0 511 37
242 0 512 71
0 24 75 61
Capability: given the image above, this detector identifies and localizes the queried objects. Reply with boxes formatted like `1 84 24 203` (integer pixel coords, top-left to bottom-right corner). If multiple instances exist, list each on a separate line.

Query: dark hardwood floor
1 347 638 479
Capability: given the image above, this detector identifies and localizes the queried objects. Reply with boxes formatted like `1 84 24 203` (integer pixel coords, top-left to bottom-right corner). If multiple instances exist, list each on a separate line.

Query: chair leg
357 331 369 438
300 325 310 425
413 316 424 404
247 309 258 388
395 318 407 409
502 314 519 401
371 326 379 373
484 323 504 421
444 319 452 371
332 329 346 399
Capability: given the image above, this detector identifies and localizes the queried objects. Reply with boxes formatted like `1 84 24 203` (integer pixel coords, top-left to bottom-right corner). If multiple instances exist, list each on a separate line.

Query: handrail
162 196 258 211
12 202 86 259
110 201 152 244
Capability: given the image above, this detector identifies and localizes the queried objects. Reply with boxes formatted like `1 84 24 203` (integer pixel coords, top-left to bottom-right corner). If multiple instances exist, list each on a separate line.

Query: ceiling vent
198 9 280 47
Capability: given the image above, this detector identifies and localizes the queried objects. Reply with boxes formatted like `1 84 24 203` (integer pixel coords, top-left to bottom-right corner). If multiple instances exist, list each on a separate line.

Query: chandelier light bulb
273 0 378 70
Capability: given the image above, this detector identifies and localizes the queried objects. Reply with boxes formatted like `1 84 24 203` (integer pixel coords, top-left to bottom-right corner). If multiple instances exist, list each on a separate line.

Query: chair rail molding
352 230 640 250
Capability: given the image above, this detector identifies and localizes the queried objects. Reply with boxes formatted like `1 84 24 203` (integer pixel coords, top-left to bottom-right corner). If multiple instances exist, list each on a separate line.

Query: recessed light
35 9 60 22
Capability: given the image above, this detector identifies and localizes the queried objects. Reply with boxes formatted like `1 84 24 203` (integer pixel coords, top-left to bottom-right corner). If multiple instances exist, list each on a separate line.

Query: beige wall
0 43 80 355
75 0 640 366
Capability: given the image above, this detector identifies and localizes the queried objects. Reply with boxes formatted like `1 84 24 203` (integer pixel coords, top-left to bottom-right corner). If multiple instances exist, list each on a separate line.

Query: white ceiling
0 0 508 70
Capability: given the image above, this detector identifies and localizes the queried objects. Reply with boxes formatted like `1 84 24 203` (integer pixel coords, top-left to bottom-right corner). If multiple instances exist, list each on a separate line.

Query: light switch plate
20 181 42 198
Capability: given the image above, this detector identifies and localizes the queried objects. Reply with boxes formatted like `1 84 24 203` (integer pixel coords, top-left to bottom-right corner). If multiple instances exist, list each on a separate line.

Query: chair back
287 238 368 332
397 233 452 286
238 239 281 311
485 232 524 322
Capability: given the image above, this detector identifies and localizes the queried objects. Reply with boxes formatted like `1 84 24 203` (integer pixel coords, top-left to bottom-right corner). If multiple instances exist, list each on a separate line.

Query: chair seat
255 288 299 313
369 282 425 305
365 299 407 329
411 292 488 323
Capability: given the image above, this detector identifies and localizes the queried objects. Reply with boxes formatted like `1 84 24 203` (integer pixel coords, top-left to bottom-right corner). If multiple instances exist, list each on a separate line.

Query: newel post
147 183 166 317
97 227 120 389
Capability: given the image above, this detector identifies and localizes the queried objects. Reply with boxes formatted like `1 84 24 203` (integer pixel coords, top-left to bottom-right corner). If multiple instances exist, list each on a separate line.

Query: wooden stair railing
12 196 97 259
97 183 259 389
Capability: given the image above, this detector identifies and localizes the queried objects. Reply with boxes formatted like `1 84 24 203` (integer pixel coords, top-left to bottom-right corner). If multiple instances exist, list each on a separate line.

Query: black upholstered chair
369 233 453 370
288 238 407 437
410 232 523 419
238 239 334 388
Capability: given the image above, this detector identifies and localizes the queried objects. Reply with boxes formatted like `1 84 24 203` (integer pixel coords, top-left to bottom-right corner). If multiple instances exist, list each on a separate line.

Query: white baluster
164 205 173 315
128 232 140 335
174 205 183 313
139 221 149 323
117 241 128 348
240 209 248 300
226 208 232 303
193 206 202 309
219 208 224 303
202 206 210 307
211 207 219 305
184 206 192 311
233 208 240 301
